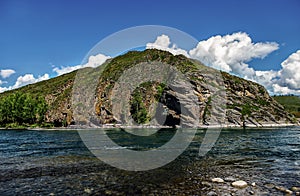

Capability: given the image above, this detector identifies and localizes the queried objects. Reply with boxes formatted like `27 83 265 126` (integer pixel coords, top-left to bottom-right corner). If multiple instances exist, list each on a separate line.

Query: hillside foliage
0 92 48 127
273 95 300 118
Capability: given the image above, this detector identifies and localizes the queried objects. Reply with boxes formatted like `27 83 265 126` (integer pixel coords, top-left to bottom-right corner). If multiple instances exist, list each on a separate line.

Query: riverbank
70 122 299 129
1 122 298 131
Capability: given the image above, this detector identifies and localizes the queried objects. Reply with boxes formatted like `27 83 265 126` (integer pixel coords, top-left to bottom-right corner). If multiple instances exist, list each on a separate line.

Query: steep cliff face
222 72 296 126
93 49 296 127
0 49 297 127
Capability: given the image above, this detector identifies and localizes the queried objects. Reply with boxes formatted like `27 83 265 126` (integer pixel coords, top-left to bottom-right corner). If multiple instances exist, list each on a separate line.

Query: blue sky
0 0 300 94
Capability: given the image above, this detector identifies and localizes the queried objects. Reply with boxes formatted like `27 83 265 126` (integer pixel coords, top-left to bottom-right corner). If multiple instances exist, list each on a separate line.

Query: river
0 127 299 195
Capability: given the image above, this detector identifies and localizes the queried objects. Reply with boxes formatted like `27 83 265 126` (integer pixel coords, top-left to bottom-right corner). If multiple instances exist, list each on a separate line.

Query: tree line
0 92 48 127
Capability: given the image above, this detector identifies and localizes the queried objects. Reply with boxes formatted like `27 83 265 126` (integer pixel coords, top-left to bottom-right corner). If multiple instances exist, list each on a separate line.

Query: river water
0 127 299 195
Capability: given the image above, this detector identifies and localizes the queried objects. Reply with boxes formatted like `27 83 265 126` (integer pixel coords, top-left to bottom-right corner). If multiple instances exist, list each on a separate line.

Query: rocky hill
273 95 300 118
0 49 297 127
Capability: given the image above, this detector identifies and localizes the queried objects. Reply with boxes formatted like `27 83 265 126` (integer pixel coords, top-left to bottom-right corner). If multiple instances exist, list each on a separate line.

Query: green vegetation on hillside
0 49 297 127
273 95 300 118
130 89 149 124
129 81 166 124
0 92 48 128
0 71 76 99
0 71 77 128
99 49 198 92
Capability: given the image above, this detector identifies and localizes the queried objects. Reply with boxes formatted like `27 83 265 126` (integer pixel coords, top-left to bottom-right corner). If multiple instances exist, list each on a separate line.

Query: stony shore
0 122 298 131
1 155 299 196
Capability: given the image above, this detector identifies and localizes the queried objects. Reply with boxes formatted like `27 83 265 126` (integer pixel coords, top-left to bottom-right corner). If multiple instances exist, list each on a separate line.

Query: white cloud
12 73 50 89
0 74 50 93
53 53 111 75
0 69 16 78
254 70 278 90
0 87 8 93
146 33 300 95
271 50 300 94
278 50 300 89
0 53 110 93
146 34 189 56
189 32 279 78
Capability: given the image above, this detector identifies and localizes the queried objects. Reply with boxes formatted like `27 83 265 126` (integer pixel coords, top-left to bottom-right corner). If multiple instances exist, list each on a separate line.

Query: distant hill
0 49 297 128
273 95 300 118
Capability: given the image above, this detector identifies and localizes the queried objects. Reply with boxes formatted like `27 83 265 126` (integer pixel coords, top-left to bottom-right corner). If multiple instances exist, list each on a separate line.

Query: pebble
49 193 55 196
275 186 286 192
231 180 248 188
211 178 224 183
264 183 275 189
202 181 212 187
292 187 300 192
296 192 300 196
224 177 236 182
275 186 293 194
207 191 218 196
251 182 256 187
84 188 92 194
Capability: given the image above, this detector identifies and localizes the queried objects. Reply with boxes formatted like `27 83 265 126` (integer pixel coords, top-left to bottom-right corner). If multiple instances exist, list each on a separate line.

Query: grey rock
202 181 212 187
224 177 236 182
264 183 275 189
292 187 300 192
231 180 248 188
285 189 293 195
212 177 224 183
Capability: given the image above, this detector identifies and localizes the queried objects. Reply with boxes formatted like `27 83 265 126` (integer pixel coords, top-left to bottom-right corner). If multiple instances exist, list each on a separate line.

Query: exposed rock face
94 50 228 127
1 49 297 127
93 49 296 127
222 72 296 126
44 79 74 126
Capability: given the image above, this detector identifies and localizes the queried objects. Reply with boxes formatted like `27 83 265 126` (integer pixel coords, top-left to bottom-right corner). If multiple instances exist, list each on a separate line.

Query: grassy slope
0 71 77 119
0 71 76 97
273 95 300 118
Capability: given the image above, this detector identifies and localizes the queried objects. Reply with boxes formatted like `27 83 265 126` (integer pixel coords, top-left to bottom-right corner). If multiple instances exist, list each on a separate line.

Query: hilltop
0 49 297 128
273 95 300 118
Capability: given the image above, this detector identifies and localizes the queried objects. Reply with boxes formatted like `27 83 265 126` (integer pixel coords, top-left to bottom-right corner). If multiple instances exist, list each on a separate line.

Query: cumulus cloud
146 33 299 95
0 74 49 93
0 69 16 78
0 87 8 93
189 32 279 78
277 50 300 89
271 50 300 94
146 34 189 56
0 53 110 93
53 53 111 75
13 73 50 89
253 70 278 90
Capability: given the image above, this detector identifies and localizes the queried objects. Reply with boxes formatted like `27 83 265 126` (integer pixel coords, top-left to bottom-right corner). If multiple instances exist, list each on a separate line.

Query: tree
0 92 48 126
